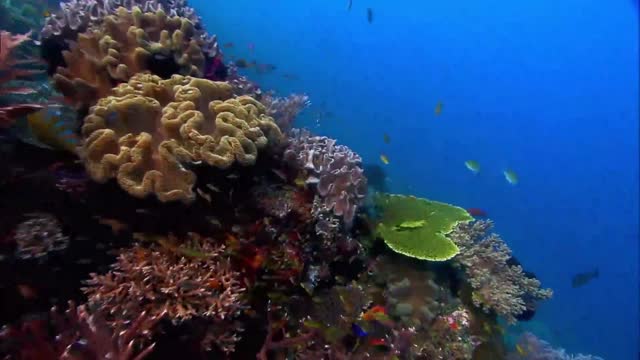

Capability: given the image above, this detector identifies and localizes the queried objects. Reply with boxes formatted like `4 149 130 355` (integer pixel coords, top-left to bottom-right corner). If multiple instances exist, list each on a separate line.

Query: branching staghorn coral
448 221 553 324
52 6 211 109
0 30 44 126
284 129 367 226
83 234 246 352
80 73 283 202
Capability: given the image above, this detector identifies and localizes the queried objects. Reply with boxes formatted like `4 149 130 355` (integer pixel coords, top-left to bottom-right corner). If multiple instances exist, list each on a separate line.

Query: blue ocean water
199 1 639 358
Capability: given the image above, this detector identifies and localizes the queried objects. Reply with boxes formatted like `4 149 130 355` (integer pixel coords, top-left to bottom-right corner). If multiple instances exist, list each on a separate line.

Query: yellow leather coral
81 74 283 203
53 6 208 110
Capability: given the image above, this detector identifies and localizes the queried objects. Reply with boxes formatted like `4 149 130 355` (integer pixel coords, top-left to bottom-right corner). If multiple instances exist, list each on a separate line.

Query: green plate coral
374 194 473 261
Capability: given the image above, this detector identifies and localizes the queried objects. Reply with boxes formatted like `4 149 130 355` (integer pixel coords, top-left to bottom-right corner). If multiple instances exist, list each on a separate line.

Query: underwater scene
0 0 637 359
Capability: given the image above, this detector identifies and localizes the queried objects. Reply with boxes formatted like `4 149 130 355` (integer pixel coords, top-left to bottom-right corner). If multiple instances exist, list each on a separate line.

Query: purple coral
261 92 310 131
284 129 367 227
506 333 604 360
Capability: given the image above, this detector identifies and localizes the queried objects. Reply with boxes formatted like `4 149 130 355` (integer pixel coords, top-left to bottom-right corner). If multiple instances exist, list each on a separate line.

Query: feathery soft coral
0 30 44 127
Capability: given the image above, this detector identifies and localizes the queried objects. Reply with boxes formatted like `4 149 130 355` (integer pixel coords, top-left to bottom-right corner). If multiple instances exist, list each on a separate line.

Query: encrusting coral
80 73 283 202
53 6 210 109
448 220 553 324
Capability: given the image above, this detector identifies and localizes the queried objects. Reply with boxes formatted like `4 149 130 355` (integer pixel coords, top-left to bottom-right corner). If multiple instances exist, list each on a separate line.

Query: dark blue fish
367 8 373 23
348 0 352 11
351 323 368 337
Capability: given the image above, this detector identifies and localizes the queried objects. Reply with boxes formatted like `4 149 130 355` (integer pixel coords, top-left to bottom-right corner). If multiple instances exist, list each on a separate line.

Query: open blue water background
201 1 639 358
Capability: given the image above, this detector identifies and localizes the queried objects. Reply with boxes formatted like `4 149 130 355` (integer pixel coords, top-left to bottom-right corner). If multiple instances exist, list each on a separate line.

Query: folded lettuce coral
81 73 283 202
41 0 218 56
448 221 553 324
374 193 473 261
53 6 211 109
284 129 367 226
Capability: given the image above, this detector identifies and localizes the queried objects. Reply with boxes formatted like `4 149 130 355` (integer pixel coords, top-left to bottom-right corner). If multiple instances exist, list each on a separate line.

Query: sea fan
0 30 44 127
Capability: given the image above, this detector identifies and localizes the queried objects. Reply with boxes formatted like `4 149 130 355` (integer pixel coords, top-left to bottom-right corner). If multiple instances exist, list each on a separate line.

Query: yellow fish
43 10 51 17
25 107 79 154
504 169 519 185
434 101 443 116
380 154 390 165
465 160 480 174
516 344 527 356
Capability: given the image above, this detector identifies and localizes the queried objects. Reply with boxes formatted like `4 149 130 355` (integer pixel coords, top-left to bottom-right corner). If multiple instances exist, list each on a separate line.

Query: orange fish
362 305 386 321
95 217 128 235
369 338 386 346
450 321 459 330
17 284 37 300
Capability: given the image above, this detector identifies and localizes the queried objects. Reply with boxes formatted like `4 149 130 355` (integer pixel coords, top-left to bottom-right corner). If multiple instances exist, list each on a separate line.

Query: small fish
351 323 368 337
24 107 79 154
449 321 459 331
282 73 299 80
226 173 239 179
380 154 389 165
43 9 51 17
383 133 391 144
392 220 426 231
503 169 519 185
572 268 599 288
361 305 386 321
367 8 373 23
95 217 128 235
196 188 212 203
235 59 251 68
248 43 255 51
348 0 353 11
205 183 221 192
434 101 443 115
467 208 488 217
465 160 480 174
516 344 528 356
369 338 386 346
17 284 37 300
271 168 287 181
223 42 234 48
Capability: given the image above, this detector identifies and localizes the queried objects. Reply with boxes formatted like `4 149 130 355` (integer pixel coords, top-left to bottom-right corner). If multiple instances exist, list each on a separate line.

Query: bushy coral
83 235 245 323
284 129 367 226
261 92 310 132
448 221 553 324
0 31 43 126
52 6 212 109
506 332 604 360
81 73 283 202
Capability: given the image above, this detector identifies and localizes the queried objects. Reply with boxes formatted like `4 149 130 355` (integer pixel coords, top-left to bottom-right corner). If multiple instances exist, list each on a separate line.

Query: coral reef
261 92 310 132
506 332 605 360
52 6 213 109
13 213 69 260
83 234 246 352
448 221 553 324
0 31 44 126
284 129 367 226
41 0 218 56
374 193 473 261
80 73 283 202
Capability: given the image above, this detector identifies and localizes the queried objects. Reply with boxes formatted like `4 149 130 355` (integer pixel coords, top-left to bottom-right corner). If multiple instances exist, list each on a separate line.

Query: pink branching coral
82 235 246 352
448 221 553 324
0 30 43 127
284 129 367 227
261 92 310 131
0 301 157 360
506 332 604 360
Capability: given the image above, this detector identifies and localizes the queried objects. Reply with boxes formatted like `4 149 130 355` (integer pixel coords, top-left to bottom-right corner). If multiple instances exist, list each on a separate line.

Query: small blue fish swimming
351 323 368 337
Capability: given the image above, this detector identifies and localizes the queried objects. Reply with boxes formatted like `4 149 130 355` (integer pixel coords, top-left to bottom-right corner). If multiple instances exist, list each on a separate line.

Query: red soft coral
0 30 44 127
